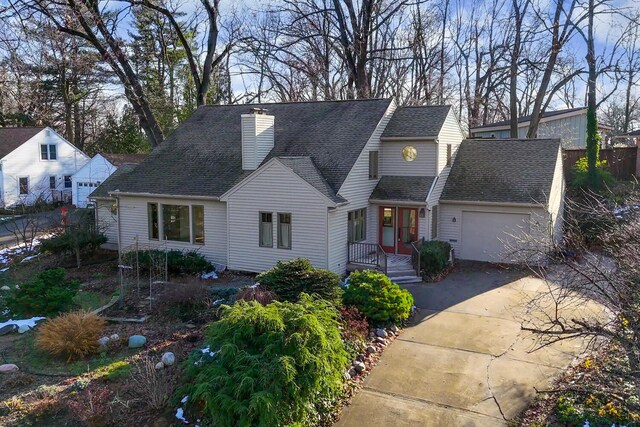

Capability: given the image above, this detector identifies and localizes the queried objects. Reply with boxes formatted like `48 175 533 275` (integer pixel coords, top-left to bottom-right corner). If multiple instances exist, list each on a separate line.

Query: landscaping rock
161 352 176 366
343 371 351 381
348 368 357 377
390 325 399 333
374 336 386 344
0 286 10 291
375 328 388 338
353 361 366 374
128 335 147 348
17 324 31 334
366 345 377 354
155 362 165 370
356 354 365 362
0 324 16 336
110 334 120 341
0 364 18 373
98 337 110 346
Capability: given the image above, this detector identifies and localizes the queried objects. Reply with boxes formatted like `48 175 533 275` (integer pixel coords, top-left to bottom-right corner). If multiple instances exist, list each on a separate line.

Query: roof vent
241 110 274 171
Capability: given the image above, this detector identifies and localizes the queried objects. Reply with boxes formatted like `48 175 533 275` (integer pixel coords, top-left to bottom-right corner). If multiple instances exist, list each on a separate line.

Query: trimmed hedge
419 240 451 277
342 270 413 326
136 250 213 275
256 258 342 305
178 295 348 426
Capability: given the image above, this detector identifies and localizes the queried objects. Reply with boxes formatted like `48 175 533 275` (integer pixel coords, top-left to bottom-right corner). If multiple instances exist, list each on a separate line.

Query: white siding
241 114 274 170
338 101 396 202
437 108 465 174
2 128 89 206
328 206 349 274
380 140 437 177
95 200 118 245
546 147 566 243
117 195 228 266
226 161 330 273
439 202 549 259
72 154 117 207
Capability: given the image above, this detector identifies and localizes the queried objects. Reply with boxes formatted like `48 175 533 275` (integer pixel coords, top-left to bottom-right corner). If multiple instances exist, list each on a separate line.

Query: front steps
347 255 422 284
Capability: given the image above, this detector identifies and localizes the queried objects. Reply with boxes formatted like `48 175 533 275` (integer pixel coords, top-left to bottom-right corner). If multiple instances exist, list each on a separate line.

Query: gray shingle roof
89 163 139 199
105 99 392 199
101 153 147 166
277 157 346 203
0 127 46 158
440 139 561 204
370 176 436 202
381 106 451 138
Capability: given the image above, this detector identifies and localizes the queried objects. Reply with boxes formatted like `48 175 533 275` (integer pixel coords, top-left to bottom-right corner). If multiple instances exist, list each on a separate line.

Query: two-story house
0 127 89 207
90 99 564 279
469 107 611 148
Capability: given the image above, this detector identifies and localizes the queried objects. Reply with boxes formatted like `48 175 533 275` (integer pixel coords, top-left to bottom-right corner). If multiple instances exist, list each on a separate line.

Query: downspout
115 195 122 260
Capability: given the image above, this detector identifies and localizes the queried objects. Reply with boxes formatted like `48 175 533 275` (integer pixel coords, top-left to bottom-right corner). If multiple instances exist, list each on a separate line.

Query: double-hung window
40 144 57 160
259 212 273 247
277 213 292 249
64 176 72 188
49 176 56 190
348 208 366 242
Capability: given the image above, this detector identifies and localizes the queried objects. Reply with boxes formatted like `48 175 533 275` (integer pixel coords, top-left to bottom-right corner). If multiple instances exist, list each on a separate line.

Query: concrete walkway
337 266 602 426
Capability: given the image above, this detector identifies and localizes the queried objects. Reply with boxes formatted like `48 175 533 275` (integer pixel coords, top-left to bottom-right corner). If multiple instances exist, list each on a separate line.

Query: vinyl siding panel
226 161 330 273
2 128 89 206
546 148 566 243
337 101 396 203
328 206 348 274
437 109 465 174
117 195 228 266
95 200 118 245
380 140 437 176
241 114 274 170
72 155 117 207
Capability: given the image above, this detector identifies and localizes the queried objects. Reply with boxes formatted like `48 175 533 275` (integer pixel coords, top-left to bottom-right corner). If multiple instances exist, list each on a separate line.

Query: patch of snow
212 299 224 306
19 255 38 264
194 346 219 366
118 264 133 270
0 267 9 273
175 407 189 424
199 271 218 280
0 317 46 331
250 282 259 289
181 395 189 404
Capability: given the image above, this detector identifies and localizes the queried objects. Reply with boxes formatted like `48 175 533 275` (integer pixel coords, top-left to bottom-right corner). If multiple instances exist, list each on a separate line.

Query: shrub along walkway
336 265 605 426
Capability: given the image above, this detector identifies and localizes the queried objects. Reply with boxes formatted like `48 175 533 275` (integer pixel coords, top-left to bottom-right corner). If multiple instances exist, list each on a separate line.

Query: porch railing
347 242 387 275
410 238 424 278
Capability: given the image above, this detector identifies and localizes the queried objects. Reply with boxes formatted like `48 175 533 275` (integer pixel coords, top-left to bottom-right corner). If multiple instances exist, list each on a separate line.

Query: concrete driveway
337 265 601 427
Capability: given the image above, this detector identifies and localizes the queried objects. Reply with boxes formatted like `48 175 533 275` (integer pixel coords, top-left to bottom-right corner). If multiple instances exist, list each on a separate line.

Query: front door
398 207 418 255
379 207 396 253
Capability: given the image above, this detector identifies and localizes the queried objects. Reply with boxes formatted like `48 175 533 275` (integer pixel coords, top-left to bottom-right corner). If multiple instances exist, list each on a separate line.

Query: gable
0 127 46 159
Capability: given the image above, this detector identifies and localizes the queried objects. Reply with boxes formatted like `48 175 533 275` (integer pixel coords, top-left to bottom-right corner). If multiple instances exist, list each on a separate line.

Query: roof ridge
198 98 392 108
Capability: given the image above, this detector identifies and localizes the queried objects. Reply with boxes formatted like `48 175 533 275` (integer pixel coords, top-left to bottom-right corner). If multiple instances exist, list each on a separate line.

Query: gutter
108 190 220 201
380 136 438 142
425 176 439 206
369 199 426 206
439 199 544 208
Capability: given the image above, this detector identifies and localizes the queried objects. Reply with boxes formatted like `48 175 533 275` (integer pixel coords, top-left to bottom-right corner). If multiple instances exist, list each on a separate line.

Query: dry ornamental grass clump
36 311 106 362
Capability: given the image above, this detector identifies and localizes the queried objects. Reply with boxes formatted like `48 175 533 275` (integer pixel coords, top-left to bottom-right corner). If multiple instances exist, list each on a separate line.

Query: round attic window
402 145 417 162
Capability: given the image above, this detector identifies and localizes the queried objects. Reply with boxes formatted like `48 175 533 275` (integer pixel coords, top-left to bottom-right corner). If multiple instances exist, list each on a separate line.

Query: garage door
461 211 530 262
76 182 100 208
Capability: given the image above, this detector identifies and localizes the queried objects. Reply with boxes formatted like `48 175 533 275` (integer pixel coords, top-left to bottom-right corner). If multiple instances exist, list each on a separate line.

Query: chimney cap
249 107 269 115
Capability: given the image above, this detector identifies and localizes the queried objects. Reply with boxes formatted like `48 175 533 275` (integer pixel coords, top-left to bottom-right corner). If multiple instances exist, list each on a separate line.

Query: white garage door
461 211 530 262
76 182 100 208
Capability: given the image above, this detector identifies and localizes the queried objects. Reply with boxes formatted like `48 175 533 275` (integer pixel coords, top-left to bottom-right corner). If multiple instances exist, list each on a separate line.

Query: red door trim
378 206 396 253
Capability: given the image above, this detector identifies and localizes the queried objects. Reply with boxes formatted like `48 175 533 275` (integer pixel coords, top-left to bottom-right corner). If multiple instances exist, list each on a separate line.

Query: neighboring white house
469 107 611 148
90 99 565 280
72 153 146 208
0 126 89 207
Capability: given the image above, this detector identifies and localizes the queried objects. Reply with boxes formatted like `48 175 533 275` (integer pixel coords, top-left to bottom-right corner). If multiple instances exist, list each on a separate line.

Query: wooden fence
563 146 638 180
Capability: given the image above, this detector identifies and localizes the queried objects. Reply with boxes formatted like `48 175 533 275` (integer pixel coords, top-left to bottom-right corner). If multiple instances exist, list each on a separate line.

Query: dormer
241 108 274 171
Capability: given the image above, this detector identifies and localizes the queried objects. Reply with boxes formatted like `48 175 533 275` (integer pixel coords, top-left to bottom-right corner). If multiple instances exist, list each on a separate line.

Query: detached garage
437 138 565 263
